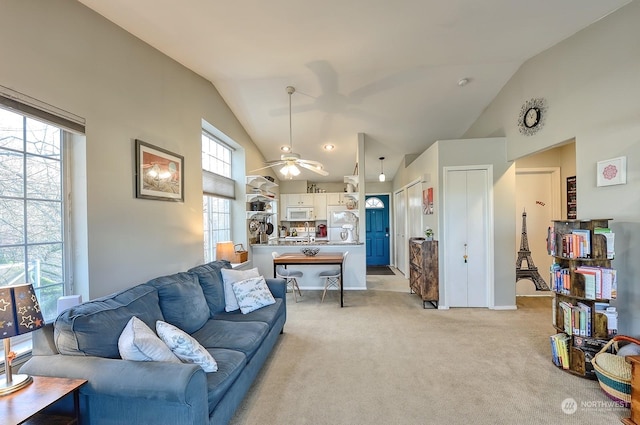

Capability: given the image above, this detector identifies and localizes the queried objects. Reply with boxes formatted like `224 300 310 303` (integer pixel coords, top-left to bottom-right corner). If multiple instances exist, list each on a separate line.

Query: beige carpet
229 278 629 425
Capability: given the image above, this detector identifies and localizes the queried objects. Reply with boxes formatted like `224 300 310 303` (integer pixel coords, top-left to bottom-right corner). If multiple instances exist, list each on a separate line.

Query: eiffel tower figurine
516 210 549 291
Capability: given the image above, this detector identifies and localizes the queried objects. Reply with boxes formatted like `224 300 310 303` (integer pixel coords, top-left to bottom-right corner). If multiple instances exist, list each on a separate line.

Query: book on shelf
550 333 570 369
574 266 617 300
547 226 556 256
573 336 610 378
594 227 615 259
571 229 591 258
559 301 573 335
576 302 592 337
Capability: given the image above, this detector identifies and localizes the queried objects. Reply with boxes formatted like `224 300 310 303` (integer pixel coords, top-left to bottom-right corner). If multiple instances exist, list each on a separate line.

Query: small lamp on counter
0 283 44 395
216 241 235 262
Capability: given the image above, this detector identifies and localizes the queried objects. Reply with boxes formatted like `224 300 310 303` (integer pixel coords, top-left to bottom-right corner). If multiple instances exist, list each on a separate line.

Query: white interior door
407 182 423 239
515 168 560 295
394 189 407 275
444 168 490 307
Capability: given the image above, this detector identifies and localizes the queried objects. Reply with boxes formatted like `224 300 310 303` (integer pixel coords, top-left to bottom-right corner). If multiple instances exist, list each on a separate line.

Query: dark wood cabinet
409 237 438 309
622 356 640 425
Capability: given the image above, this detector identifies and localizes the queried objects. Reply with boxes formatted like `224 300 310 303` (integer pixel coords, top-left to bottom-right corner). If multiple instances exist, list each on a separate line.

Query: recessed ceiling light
281 145 291 152
457 78 470 87
323 144 335 151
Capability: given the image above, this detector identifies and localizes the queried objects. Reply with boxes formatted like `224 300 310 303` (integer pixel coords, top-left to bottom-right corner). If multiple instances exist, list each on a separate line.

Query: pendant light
378 157 386 182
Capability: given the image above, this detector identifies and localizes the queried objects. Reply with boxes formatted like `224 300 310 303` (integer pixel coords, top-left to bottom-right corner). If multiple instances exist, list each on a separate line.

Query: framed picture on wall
596 156 627 187
566 176 576 219
135 139 184 202
423 187 434 215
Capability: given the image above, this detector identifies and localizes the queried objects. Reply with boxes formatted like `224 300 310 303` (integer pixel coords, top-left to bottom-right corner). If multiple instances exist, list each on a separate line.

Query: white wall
1 0 267 299
464 2 640 335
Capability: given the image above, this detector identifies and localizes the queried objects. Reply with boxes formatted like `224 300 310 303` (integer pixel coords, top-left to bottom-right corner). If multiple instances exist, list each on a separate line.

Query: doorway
443 166 492 308
394 189 407 275
365 195 390 266
515 168 560 295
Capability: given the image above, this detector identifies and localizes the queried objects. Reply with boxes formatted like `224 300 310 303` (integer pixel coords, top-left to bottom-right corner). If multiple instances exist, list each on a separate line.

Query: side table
0 376 87 425
622 355 640 425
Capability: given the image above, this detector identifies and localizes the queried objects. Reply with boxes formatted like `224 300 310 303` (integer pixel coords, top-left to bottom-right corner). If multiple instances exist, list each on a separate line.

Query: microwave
286 207 314 221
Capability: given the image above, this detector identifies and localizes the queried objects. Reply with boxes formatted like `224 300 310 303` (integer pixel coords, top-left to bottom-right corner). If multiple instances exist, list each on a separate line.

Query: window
365 197 385 209
202 131 233 262
0 108 68 323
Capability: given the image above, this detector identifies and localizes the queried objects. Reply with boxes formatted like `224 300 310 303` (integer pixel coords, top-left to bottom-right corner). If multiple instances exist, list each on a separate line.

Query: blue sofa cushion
206 348 247 412
188 261 232 317
213 299 284 328
146 272 209 334
191 320 268 361
55 284 163 358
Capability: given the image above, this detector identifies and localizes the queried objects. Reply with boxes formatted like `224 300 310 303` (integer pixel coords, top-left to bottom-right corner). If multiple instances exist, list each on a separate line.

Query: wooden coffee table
0 376 86 425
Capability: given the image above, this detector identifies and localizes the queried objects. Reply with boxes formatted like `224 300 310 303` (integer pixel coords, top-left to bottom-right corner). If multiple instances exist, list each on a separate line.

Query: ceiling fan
252 86 328 179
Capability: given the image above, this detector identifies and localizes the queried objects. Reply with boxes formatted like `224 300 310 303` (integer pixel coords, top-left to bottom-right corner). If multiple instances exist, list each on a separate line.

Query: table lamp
216 241 235 262
0 283 44 395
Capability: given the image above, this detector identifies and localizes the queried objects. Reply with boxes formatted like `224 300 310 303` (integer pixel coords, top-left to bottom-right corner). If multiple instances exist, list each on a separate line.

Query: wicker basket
232 244 248 263
592 335 640 407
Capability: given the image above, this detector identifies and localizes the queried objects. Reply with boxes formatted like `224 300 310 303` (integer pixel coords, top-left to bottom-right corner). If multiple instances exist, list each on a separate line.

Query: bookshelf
548 219 617 379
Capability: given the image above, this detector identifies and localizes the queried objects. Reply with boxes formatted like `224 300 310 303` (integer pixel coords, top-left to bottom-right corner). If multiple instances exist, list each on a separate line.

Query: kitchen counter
251 240 363 247
251 243 366 291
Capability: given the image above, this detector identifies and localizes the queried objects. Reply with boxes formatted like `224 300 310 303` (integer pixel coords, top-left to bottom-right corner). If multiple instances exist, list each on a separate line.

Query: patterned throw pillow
156 320 218 372
220 267 260 312
118 316 181 363
231 276 276 314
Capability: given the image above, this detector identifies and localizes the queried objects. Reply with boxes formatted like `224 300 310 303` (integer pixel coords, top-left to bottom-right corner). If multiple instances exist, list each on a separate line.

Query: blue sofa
21 260 286 425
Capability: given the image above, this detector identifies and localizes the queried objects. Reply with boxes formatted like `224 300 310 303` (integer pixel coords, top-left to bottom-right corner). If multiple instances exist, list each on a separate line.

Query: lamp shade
216 241 235 262
0 283 44 339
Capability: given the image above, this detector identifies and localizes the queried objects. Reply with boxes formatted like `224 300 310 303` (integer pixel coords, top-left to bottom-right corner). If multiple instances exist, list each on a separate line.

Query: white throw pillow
231 276 276 314
156 320 218 372
118 316 181 363
220 267 260 312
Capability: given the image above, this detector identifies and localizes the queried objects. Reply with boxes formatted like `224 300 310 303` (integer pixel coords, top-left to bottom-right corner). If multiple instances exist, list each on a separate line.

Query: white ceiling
77 0 630 183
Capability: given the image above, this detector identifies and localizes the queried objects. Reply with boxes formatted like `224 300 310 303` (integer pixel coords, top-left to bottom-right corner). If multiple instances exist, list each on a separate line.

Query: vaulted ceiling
78 0 630 182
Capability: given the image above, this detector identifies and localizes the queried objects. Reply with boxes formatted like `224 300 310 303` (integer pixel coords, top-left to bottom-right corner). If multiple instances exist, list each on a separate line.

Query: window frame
202 130 234 262
0 107 73 365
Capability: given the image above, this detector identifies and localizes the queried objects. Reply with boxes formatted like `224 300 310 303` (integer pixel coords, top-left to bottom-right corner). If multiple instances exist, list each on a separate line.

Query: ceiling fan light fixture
379 156 386 182
280 163 300 179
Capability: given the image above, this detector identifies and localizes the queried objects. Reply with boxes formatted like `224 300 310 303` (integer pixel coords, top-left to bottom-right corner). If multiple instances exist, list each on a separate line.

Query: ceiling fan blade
249 162 284 172
297 158 324 167
298 161 329 176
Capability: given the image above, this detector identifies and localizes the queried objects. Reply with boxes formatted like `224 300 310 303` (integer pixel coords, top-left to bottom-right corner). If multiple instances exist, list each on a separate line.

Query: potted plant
424 227 434 241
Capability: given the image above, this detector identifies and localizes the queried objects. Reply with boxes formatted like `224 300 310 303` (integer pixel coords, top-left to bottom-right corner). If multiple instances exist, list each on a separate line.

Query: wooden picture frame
135 139 184 202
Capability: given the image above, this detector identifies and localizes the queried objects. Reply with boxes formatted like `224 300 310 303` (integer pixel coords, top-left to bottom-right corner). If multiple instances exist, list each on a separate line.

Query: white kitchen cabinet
286 193 313 207
313 193 327 220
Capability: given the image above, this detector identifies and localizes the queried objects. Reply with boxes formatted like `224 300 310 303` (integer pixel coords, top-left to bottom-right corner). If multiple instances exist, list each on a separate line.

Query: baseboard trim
491 305 517 310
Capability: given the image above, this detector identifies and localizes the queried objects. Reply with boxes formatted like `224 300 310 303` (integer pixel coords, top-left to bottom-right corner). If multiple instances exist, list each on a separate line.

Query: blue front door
365 195 390 266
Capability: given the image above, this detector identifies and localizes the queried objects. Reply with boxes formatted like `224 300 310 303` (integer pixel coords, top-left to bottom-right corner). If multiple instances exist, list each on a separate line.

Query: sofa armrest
21 354 207 405
266 277 286 300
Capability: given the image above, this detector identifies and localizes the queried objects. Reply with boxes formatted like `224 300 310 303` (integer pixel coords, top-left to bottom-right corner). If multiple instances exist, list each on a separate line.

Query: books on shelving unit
557 300 595 337
550 333 570 369
595 303 618 336
594 227 615 259
550 262 570 294
573 336 610 378
547 226 556 256
574 266 617 300
557 230 591 258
